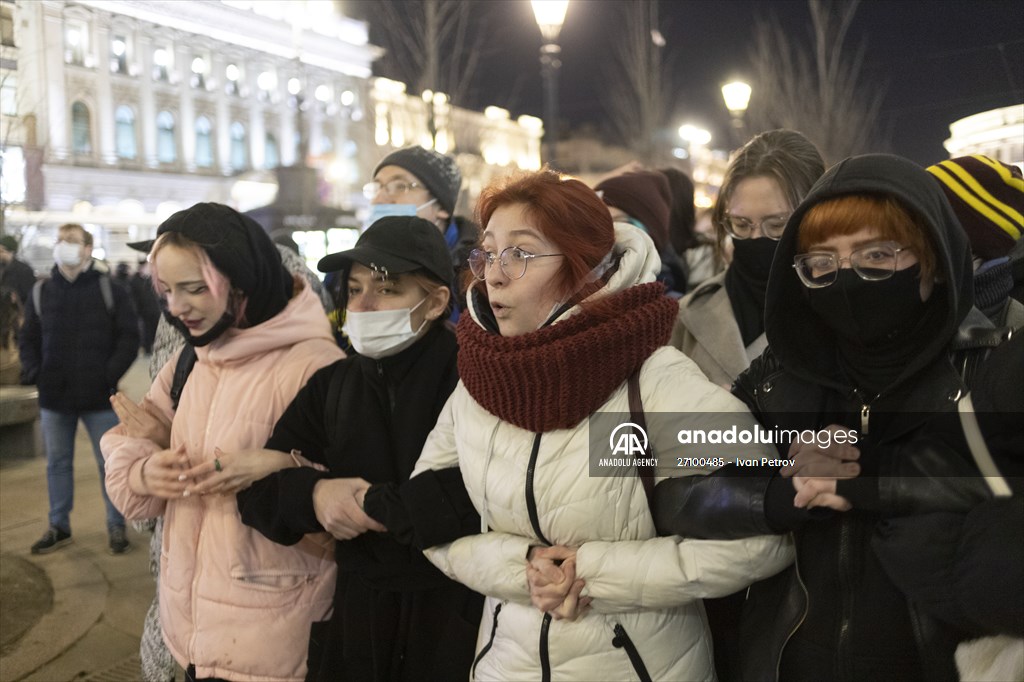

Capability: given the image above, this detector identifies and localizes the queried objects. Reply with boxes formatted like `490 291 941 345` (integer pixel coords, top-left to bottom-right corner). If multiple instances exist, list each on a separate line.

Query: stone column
93 15 116 165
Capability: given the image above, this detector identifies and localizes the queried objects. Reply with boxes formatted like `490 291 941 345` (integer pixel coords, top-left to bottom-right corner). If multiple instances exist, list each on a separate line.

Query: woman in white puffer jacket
410 170 794 681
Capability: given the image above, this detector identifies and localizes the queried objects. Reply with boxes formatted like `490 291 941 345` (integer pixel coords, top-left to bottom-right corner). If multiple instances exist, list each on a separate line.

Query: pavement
0 355 178 681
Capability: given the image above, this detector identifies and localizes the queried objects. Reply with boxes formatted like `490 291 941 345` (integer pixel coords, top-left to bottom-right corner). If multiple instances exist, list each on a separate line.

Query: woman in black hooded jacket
236 216 482 682
654 154 1011 681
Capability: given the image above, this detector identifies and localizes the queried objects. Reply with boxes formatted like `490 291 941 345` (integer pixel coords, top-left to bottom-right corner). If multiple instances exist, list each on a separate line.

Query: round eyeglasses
468 246 563 281
792 241 911 288
720 213 791 240
362 179 424 201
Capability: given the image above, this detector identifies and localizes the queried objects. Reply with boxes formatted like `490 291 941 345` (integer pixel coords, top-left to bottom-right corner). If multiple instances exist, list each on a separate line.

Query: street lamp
531 0 569 166
721 80 752 146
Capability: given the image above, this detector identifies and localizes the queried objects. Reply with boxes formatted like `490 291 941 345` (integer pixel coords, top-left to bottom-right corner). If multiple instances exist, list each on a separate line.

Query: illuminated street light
678 124 712 147
531 0 569 165
721 80 752 145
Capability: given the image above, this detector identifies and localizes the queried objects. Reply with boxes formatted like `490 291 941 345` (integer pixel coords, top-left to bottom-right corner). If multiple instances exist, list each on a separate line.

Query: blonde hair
58 223 93 247
150 231 249 324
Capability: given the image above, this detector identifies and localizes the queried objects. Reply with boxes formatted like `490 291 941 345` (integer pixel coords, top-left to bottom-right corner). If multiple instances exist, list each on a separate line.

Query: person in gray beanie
364 147 479 317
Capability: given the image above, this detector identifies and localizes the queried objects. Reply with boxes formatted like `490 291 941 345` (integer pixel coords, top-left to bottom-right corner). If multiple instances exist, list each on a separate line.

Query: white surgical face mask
364 199 438 229
54 241 83 267
342 297 429 359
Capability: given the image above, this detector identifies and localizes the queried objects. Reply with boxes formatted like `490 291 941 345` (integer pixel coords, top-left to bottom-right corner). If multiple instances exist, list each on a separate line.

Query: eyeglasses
720 213 791 240
792 241 910 288
468 246 563 281
362 179 424 201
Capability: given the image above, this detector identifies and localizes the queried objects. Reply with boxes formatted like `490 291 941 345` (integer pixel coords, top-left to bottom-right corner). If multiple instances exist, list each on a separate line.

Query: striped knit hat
927 155 1023 261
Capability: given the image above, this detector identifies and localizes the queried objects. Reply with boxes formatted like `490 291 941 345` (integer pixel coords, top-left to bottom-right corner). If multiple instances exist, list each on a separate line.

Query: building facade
944 104 1024 167
1 0 543 273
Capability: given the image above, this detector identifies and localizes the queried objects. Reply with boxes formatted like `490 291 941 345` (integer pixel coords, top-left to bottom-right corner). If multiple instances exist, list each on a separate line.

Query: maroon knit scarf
457 282 678 433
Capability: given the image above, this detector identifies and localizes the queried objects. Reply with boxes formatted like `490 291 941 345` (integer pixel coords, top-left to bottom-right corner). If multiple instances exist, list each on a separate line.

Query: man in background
20 223 139 555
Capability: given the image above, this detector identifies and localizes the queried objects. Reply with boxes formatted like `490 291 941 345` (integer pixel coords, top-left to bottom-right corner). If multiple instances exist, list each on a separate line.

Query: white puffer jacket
414 224 795 681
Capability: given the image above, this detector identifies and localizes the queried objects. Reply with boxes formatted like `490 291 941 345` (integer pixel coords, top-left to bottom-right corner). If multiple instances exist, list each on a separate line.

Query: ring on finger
214 458 223 472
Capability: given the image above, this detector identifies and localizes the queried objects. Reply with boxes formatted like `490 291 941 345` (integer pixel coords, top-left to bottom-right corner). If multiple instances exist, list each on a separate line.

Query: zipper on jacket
859 404 870 435
525 433 552 546
612 623 653 682
375 361 397 413
775 538 810 681
539 612 553 682
471 602 502 680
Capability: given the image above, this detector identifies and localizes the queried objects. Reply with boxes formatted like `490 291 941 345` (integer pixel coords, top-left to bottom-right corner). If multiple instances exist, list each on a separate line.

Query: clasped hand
780 424 858 511
312 477 387 540
111 392 171 448
526 545 591 621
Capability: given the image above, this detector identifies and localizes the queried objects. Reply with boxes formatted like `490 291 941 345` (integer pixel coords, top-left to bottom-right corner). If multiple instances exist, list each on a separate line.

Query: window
71 101 91 154
1 75 16 116
1 6 15 48
110 35 128 74
230 122 247 171
191 56 207 90
195 116 213 168
317 125 334 156
225 63 242 96
115 105 136 159
65 23 88 66
157 110 176 163
153 48 171 82
264 133 279 169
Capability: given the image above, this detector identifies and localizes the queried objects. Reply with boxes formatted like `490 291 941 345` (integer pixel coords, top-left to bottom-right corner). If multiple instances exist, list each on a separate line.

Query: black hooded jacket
237 324 482 681
653 155 1009 682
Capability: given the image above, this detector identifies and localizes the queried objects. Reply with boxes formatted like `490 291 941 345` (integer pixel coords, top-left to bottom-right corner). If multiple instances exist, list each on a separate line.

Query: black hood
765 154 974 390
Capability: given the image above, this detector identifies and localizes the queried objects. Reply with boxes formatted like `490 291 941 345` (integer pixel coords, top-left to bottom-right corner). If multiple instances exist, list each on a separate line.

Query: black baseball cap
317 216 454 285
127 239 154 253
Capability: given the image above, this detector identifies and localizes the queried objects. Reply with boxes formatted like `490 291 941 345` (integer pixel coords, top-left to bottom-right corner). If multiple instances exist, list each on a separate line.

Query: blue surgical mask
364 199 438 229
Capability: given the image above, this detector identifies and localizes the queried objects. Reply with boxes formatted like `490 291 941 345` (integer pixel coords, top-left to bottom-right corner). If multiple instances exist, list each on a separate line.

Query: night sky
365 0 1024 166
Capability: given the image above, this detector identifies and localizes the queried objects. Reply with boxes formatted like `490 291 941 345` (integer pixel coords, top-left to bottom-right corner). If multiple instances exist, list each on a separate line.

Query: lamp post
531 0 569 166
721 80 752 147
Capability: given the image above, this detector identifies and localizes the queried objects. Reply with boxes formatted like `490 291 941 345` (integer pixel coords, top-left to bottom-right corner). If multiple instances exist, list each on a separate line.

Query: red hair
475 169 615 300
798 194 937 281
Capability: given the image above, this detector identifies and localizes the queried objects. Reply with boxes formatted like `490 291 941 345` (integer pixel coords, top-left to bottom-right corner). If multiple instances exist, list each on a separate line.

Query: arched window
156 110 176 163
264 133 279 169
195 116 213 168
318 125 334 156
230 122 247 172
115 105 136 159
71 101 91 154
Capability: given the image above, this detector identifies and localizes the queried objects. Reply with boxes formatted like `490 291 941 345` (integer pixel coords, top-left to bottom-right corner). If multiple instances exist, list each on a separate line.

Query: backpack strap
98 273 114 315
32 273 114 317
627 369 655 511
170 345 197 410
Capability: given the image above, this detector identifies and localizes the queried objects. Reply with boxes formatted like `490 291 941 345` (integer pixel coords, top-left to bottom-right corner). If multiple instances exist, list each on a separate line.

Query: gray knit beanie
373 146 462 215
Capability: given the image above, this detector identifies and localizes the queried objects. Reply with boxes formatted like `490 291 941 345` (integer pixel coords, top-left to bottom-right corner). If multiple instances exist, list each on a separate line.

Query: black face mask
805 264 929 345
731 237 779 282
163 308 236 347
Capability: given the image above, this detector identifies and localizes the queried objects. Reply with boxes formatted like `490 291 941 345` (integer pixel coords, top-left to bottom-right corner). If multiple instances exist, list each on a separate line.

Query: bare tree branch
747 0 886 164
373 0 490 106
603 0 673 165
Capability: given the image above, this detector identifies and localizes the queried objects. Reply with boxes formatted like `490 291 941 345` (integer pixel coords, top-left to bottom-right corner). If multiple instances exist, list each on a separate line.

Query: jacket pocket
612 623 653 682
471 602 502 680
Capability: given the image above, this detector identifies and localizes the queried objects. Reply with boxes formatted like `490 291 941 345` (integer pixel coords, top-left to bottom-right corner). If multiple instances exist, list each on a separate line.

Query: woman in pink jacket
102 203 344 682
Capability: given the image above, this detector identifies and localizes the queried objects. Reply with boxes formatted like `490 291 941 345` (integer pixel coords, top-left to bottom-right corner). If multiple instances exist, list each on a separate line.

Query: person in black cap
364 146 479 316
238 215 482 682
101 202 344 682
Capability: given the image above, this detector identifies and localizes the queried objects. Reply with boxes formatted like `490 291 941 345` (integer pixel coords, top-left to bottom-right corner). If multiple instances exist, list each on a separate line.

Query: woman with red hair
411 169 793 681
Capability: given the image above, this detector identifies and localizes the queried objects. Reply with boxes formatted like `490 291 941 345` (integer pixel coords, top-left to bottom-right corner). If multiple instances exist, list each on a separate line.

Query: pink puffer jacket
103 281 344 682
